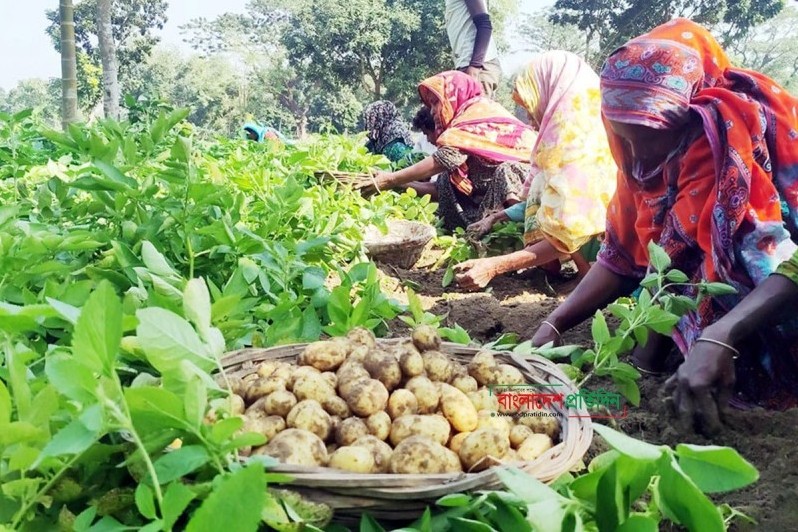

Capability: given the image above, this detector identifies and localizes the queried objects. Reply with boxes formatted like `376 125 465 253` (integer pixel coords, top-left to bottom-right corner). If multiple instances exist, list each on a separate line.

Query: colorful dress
598 18 798 409
510 51 617 258
418 71 537 231
362 101 423 170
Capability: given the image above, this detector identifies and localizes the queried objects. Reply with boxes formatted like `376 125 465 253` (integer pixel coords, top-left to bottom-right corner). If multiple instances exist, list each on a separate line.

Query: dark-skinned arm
531 262 638 346
664 271 798 436
464 0 491 69
374 156 445 189
704 274 798 344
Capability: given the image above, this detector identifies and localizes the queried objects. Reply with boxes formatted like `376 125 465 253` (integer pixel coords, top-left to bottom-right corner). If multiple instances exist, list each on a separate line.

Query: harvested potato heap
222 326 559 475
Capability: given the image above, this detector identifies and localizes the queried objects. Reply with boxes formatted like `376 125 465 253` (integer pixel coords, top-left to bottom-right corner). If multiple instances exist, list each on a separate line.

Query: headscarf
362 101 415 154
597 18 798 352
243 123 288 143
512 51 617 252
418 71 537 195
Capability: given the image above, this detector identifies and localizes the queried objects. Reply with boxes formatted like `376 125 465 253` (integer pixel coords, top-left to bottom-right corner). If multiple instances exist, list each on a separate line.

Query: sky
0 0 549 91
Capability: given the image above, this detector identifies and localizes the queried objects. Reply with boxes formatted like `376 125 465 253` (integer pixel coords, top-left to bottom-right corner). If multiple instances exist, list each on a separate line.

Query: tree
59 0 79 128
1 79 61 126
727 5 798 93
97 0 120 119
549 0 786 69
46 0 168 109
520 10 594 59
182 0 512 134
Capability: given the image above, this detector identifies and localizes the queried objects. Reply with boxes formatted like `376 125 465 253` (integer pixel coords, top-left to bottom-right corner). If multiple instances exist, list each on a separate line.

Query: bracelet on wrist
695 337 740 360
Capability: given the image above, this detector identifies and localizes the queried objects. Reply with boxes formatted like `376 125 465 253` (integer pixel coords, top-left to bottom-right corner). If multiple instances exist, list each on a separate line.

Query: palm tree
59 0 79 128
97 0 120 119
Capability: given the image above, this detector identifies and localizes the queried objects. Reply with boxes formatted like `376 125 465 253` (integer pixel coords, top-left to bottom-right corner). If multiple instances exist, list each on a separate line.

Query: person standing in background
445 0 501 98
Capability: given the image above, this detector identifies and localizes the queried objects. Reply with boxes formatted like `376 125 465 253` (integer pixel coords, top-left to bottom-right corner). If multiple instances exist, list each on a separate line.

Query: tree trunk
59 0 79 129
97 0 120 120
297 111 308 139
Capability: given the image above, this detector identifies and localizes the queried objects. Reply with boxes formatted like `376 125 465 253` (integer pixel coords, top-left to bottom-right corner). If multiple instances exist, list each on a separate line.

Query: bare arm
491 239 561 277
464 0 492 68
704 274 798 344
378 156 445 188
542 262 637 332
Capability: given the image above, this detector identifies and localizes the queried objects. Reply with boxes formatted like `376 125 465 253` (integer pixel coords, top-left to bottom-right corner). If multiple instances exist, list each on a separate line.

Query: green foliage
509 242 736 407
549 0 785 68
385 425 757 532
0 108 443 529
45 0 169 109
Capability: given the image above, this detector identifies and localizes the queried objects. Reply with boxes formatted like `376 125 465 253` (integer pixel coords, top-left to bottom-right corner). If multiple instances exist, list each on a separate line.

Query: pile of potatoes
220 326 559 475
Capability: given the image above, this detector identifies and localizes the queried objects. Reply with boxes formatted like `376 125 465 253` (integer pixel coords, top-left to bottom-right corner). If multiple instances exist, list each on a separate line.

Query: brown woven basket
221 340 593 521
363 220 436 269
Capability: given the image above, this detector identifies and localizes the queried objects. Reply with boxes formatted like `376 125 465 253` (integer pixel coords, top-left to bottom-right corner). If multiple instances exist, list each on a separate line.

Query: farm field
0 109 792 531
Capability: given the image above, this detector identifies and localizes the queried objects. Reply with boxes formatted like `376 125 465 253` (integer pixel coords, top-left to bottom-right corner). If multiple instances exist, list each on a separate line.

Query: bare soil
377 247 798 531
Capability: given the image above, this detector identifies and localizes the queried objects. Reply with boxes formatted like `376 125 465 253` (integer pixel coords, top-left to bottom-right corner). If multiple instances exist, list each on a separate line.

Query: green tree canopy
45 0 168 109
550 0 785 68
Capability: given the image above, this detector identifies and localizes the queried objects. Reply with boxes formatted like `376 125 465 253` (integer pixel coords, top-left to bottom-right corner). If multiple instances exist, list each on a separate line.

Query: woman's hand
362 171 392 197
664 326 736 437
466 215 496 240
530 321 562 348
454 258 500 291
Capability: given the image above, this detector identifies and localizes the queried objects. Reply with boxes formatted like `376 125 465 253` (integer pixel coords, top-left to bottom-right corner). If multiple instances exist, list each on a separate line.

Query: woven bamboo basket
313 170 376 190
221 340 593 521
363 220 436 269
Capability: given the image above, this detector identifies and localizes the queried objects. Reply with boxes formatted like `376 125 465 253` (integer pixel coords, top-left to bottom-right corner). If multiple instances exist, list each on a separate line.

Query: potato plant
354 424 757 532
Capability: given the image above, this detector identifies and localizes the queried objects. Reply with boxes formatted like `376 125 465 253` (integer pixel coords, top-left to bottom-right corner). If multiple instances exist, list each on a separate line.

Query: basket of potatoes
218 326 593 520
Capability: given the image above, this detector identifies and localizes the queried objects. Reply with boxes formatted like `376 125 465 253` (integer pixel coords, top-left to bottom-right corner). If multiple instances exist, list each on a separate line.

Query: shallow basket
221 340 593 521
363 220 436 269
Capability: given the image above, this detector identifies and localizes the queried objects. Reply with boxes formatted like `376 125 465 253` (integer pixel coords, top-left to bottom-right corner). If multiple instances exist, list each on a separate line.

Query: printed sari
512 51 617 254
598 18 798 408
418 71 537 196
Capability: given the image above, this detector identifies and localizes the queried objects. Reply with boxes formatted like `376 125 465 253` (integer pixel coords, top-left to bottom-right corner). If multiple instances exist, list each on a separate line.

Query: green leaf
38 416 100 462
665 270 690 283
135 483 157 520
125 387 186 436
47 297 81 325
596 460 628 532
613 377 641 407
701 282 738 296
93 159 137 189
497 467 567 505
643 307 680 335
0 380 10 426
657 455 725 532
186 463 266 532
71 281 122 375
596 455 657 531
607 303 632 321
141 241 179 278
162 482 197 530
302 268 326 290
45 354 98 404
593 424 663 461
183 376 207 431
492 497 531 532
447 518 495 531
616 515 658 532
648 242 671 272
184 279 212 335
632 326 649 348
436 493 471 507
675 444 759 493
136 308 214 374
154 445 211 484
591 311 611 345
210 416 244 445
359 514 386 532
